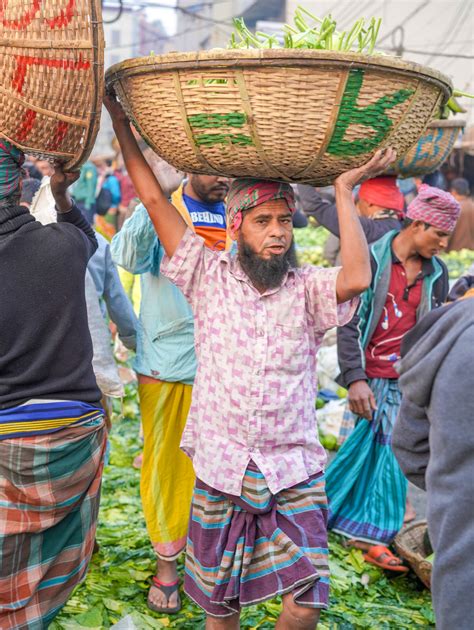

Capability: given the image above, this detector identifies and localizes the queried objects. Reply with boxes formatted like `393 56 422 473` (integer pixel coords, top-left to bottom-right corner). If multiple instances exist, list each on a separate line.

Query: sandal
363 545 409 573
147 576 182 614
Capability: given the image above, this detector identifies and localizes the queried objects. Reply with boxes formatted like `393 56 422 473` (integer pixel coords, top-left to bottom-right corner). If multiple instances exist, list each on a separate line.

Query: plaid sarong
0 415 106 629
185 463 329 618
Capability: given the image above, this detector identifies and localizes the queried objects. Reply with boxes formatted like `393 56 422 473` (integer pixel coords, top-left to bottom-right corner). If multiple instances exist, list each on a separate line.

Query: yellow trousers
139 381 195 560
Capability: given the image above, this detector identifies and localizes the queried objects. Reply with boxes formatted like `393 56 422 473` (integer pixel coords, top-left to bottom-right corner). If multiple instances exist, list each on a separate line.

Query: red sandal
147 576 181 614
363 545 409 573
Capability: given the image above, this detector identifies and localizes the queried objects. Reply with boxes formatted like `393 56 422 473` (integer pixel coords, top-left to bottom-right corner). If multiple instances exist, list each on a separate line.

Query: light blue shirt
110 204 196 383
88 232 138 350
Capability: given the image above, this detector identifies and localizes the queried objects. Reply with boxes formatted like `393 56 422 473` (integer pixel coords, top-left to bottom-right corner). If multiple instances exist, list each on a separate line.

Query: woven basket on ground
106 49 451 186
391 118 466 177
394 520 432 589
0 0 104 169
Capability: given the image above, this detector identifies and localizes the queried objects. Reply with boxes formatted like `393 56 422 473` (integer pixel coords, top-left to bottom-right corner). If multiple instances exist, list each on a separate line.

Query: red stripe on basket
17 109 37 142
47 121 69 151
12 53 91 95
0 0 41 30
1 0 76 30
46 0 76 29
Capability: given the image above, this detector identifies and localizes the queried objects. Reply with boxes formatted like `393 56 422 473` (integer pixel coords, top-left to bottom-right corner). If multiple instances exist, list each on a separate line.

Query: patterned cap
407 184 461 232
226 178 296 231
0 140 25 201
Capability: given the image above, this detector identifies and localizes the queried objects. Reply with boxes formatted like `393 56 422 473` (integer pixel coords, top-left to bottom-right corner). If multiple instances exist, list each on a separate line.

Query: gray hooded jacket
393 297 474 630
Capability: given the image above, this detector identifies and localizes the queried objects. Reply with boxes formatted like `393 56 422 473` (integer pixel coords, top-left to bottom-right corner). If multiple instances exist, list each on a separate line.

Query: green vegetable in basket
228 6 382 55
425 553 435 564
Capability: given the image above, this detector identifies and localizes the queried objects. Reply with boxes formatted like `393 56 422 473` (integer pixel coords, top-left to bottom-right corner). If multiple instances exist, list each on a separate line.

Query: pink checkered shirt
161 228 357 495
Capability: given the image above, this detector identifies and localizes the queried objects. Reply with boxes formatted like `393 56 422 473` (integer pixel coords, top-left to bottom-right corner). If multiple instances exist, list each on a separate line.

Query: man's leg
276 593 320 629
139 380 194 611
206 613 240 629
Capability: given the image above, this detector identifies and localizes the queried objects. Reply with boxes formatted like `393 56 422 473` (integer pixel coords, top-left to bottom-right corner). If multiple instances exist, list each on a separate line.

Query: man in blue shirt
111 171 228 614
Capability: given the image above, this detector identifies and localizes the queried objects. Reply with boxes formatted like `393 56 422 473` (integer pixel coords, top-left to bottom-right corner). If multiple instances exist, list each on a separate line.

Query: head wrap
0 140 25 202
226 178 296 231
358 176 405 217
407 184 461 232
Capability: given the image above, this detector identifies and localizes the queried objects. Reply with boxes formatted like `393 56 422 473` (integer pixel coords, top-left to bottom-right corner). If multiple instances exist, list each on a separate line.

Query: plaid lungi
185 463 330 618
0 416 106 629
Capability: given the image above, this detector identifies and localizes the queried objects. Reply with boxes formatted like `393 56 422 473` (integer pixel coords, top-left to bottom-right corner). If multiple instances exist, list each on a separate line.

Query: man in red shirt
326 184 461 572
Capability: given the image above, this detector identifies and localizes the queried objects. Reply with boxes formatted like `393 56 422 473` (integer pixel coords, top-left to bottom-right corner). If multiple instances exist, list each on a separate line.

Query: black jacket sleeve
433 257 450 306
336 256 378 387
57 201 98 260
336 307 368 387
297 184 401 243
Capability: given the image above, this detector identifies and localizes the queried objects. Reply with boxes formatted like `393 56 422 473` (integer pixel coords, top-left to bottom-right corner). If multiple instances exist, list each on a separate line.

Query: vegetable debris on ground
51 383 434 629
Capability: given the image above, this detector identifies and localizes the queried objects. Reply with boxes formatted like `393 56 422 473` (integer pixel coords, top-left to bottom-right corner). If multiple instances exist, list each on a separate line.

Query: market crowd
0 100 473 630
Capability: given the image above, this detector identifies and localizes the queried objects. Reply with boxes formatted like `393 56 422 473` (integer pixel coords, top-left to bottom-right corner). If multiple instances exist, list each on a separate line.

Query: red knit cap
358 176 405 217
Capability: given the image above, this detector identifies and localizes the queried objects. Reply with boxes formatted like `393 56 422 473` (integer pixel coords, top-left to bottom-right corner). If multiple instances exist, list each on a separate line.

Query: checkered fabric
0 140 24 201
0 416 106 629
226 178 296 231
407 184 461 232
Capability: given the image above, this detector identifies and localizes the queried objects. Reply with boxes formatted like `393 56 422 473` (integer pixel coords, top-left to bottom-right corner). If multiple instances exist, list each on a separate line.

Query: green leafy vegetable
228 6 382 55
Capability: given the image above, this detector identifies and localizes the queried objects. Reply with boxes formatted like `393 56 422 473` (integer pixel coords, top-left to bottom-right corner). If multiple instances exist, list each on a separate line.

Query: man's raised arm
103 94 187 258
334 148 396 303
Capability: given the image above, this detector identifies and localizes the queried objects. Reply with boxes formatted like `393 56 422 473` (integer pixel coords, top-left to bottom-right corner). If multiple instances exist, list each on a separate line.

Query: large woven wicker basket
0 0 104 169
106 49 451 186
394 521 432 589
392 118 465 178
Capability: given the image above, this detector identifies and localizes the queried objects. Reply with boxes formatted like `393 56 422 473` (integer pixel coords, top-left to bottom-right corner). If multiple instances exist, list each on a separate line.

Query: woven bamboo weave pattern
391 119 465 177
0 0 104 169
394 521 432 589
106 49 451 186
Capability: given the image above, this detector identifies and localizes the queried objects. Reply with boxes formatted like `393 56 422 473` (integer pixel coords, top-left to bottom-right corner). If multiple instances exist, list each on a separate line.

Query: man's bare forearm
111 117 187 257
334 183 371 301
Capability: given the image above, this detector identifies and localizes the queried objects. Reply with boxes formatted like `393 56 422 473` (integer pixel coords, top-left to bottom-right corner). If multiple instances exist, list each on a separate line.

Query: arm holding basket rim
104 94 187 258
334 148 397 303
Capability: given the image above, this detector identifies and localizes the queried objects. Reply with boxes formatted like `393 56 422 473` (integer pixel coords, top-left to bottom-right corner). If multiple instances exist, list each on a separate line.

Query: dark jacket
392 298 474 630
297 184 402 242
0 201 101 408
336 230 449 387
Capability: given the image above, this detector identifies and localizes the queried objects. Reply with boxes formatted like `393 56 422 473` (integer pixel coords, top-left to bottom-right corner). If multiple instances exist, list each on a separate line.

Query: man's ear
228 226 238 241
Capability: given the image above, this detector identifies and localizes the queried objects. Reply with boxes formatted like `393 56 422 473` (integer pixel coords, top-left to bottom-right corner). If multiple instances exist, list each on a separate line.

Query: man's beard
237 236 298 291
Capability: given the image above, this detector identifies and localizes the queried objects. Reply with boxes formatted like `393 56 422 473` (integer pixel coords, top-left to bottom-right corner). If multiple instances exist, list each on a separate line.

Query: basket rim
427 118 466 129
0 0 104 171
105 48 452 97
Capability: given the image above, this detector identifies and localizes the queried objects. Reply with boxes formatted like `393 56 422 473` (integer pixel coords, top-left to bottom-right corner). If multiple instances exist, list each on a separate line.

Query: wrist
54 193 73 214
334 179 355 194
112 118 131 133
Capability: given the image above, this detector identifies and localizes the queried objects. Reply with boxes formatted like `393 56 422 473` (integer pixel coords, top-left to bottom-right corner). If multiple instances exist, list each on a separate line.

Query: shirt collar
391 247 434 277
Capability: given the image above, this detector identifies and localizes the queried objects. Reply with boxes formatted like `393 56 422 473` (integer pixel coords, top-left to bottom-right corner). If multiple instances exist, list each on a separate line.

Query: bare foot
148 558 180 612
133 453 143 469
404 498 416 524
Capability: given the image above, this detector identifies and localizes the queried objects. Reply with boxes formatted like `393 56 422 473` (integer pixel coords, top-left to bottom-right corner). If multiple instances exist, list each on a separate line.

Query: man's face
412 221 451 258
189 174 229 203
238 199 294 260
236 199 296 292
